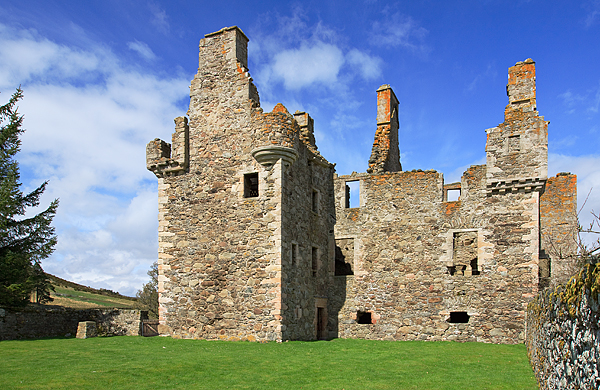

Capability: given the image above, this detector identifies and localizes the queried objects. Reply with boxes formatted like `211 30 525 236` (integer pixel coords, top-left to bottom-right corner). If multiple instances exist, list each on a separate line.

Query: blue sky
1 1 599 295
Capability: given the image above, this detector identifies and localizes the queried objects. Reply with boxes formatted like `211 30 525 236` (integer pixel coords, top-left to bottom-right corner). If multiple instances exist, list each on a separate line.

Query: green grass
49 286 135 309
0 337 538 389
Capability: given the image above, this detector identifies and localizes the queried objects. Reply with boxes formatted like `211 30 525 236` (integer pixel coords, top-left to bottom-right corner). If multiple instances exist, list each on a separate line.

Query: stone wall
332 164 541 343
540 173 578 287
0 306 146 340
146 27 578 344
526 263 600 389
148 26 334 341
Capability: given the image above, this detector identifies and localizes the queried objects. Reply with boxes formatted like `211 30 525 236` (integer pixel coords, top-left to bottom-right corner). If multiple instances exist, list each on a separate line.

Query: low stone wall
526 263 600 389
0 306 147 340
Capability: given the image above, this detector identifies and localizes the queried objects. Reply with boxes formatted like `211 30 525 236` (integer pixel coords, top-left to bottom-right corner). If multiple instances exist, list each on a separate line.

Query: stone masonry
146 27 577 343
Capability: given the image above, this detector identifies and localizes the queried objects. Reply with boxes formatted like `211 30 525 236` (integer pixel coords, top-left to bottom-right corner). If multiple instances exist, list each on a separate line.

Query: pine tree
0 88 59 307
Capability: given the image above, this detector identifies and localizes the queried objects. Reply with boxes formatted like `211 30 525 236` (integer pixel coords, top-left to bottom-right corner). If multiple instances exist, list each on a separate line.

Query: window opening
356 310 372 324
244 172 259 198
312 247 318 276
291 243 297 266
447 189 460 201
470 258 480 276
335 238 354 276
312 189 319 213
448 311 470 323
452 231 479 276
346 180 360 208
508 135 520 152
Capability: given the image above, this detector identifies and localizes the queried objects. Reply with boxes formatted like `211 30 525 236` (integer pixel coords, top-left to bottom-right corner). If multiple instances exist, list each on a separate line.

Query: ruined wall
0 306 145 340
367 85 401 174
147 27 578 345
327 59 565 344
332 162 541 343
147 27 333 341
540 173 578 287
526 263 600 390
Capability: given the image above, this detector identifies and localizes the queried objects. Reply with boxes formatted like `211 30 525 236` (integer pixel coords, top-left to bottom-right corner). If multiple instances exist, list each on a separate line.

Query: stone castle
146 26 577 343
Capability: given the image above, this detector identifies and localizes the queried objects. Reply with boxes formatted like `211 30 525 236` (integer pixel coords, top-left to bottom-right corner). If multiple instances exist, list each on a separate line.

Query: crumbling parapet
146 116 189 178
293 111 317 150
367 85 401 174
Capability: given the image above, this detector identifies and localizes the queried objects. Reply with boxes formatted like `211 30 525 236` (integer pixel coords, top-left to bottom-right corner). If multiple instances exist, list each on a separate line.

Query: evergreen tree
0 88 59 307
136 262 158 318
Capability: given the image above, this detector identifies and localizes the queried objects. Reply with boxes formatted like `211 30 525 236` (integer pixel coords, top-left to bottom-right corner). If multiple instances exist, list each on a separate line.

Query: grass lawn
0 336 538 389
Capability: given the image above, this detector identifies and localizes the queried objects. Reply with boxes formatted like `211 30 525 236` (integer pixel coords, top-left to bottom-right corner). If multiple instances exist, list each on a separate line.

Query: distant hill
44 274 139 310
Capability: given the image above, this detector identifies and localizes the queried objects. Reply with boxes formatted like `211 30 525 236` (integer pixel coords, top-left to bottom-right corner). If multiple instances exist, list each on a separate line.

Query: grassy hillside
44 274 138 309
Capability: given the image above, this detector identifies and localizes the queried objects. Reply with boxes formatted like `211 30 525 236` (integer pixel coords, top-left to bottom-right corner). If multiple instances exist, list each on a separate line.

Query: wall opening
316 307 327 340
291 243 298 266
345 180 360 208
470 258 480 276
311 247 318 276
447 189 461 201
243 172 259 198
356 310 372 324
452 231 479 276
335 238 354 276
448 311 470 323
508 135 520 152
312 189 319 213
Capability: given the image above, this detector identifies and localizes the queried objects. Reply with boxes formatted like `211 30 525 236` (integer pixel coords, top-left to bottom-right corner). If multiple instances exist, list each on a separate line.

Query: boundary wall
0 306 147 340
526 263 600 389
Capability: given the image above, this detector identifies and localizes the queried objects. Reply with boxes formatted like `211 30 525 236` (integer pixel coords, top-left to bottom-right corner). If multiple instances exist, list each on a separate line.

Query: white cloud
0 23 189 295
127 40 156 61
271 42 344 90
370 12 429 53
250 11 382 95
149 3 170 34
584 0 600 28
347 49 382 80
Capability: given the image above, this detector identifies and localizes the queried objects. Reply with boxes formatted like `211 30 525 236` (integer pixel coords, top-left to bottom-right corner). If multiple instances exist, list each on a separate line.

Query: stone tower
146 27 335 341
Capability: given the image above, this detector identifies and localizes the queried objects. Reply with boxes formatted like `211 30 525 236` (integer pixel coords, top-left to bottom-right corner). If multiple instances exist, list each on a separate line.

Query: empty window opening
447 189 460 202
291 243 298 266
335 238 354 276
345 180 360 208
356 310 372 324
452 231 479 276
312 189 319 213
448 311 470 323
244 172 259 198
312 247 318 276
470 258 480 276
508 135 520 152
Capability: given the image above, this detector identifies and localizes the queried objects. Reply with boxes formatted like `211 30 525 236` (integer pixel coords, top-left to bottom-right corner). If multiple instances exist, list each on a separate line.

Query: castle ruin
146 26 577 343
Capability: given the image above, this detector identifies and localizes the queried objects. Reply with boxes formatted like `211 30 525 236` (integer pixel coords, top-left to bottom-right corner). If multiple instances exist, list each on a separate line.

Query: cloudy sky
1 1 599 296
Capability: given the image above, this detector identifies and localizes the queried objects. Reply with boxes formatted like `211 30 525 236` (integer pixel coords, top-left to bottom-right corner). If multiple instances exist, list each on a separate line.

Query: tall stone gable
147 27 577 343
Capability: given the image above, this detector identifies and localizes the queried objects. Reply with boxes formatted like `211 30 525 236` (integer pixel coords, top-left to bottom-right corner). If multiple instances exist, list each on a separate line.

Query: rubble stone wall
526 264 600 389
146 27 579 344
149 26 333 341
332 165 541 343
540 173 578 287
0 306 145 340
